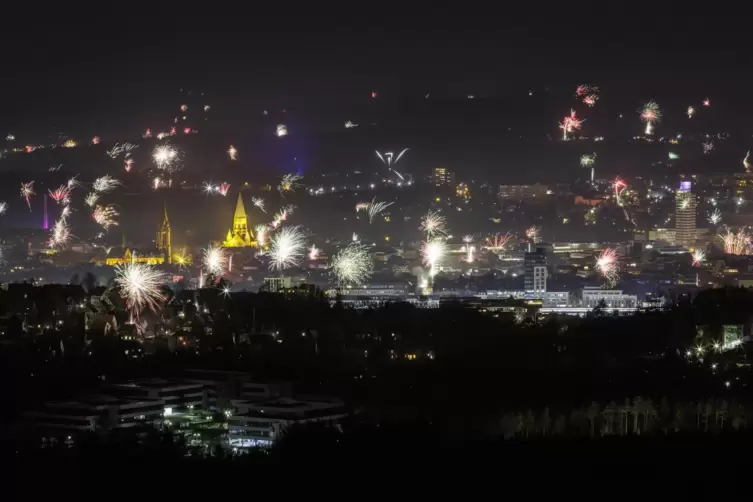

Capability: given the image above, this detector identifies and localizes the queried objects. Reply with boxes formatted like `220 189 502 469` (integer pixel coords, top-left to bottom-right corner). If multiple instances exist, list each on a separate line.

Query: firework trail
668 152 679 160
575 85 600 107
250 197 266 214
344 120 358 129
268 226 306 272
92 205 119 230
60 205 71 220
719 229 752 255
639 101 661 135
278 174 302 195
595 248 620 285
330 242 373 286
93 175 121 193
580 153 597 182
485 232 515 251
421 239 447 276
218 183 231 196
106 142 138 159
114 262 166 319
366 198 394 223
525 226 541 243
375 149 408 180
20 181 34 211
687 106 695 119
463 235 475 263
228 145 238 160
0 202 7 216
152 177 162 191
152 144 181 172
559 109 583 140
692 249 706 267
708 209 722 225
612 177 627 206
276 124 288 137
744 151 751 172
309 244 320 261
49 185 72 204
420 210 447 238
355 202 370 212
84 192 99 207
67 175 82 190
202 244 229 276
124 158 134 172
255 224 268 248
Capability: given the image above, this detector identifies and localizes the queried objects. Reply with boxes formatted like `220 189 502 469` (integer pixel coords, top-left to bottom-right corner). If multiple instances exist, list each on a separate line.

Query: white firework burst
84 192 99 207
202 245 228 276
92 205 119 229
278 174 302 195
421 239 447 276
708 209 722 225
255 224 268 248
152 144 182 172
330 242 373 286
93 175 121 193
420 210 447 238
268 226 306 272
0 202 7 216
114 262 166 318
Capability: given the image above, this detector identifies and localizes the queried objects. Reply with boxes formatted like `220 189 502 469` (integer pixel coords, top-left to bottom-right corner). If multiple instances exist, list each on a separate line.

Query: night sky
2 6 750 139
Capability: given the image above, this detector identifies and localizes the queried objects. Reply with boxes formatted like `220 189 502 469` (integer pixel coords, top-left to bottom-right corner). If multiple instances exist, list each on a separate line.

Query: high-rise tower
675 181 697 248
156 202 172 264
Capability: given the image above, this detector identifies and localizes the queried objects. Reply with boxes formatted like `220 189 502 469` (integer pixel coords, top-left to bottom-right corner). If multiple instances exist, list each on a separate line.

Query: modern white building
675 181 697 247
227 397 349 449
581 287 638 308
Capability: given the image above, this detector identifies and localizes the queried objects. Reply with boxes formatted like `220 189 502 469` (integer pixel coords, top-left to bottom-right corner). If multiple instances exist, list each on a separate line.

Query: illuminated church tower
223 193 256 248
156 202 172 264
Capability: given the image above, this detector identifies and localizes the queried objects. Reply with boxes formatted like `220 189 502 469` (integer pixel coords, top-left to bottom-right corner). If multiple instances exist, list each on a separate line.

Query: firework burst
595 248 620 284
612 177 627 205
228 145 238 160
687 106 695 119
202 245 229 276
719 229 752 255
276 124 288 137
48 218 71 248
0 202 7 216
708 209 722 225
268 226 306 272
49 185 72 204
421 239 447 276
420 210 447 238
252 197 266 213
485 232 515 251
84 192 99 207
93 175 121 193
92 205 119 230
278 174 302 195
525 226 541 243
20 181 34 210
330 242 373 286
124 158 134 172
375 149 409 180
114 262 166 319
575 85 600 107
218 183 231 196
639 101 661 135
67 175 82 190
152 144 181 172
580 153 597 182
309 244 320 261
106 142 138 159
702 142 714 155
692 249 706 266
559 109 583 140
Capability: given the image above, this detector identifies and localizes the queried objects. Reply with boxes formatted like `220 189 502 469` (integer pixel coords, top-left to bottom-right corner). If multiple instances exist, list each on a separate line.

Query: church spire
233 192 247 221
162 201 170 228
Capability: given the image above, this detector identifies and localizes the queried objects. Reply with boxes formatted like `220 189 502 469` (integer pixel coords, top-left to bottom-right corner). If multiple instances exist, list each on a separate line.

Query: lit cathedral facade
223 193 257 248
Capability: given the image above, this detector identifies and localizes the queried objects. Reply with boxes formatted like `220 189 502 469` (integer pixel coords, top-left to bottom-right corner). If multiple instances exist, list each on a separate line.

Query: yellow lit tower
223 192 257 248
156 202 172 264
